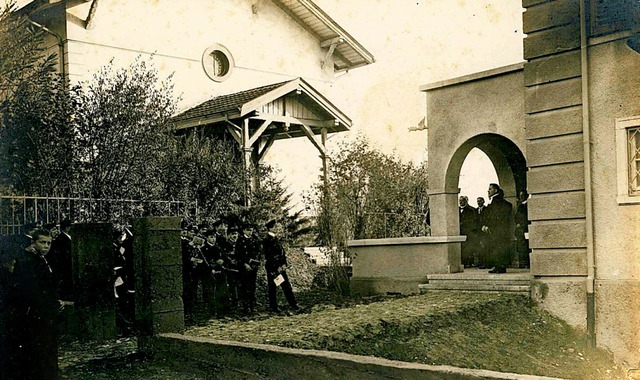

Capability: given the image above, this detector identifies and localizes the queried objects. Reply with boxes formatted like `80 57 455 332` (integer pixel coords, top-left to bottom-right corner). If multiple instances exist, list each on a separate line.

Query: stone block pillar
133 217 183 349
70 223 116 341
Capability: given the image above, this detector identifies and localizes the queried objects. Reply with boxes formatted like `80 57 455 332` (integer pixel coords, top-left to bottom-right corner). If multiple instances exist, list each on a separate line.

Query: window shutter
590 0 639 36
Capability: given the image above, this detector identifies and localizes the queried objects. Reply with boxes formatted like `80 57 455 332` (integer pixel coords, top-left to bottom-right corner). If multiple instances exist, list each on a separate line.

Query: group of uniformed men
181 218 298 315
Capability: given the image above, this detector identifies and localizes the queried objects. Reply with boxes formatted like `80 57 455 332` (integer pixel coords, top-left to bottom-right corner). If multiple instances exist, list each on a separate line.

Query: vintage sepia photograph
0 0 638 379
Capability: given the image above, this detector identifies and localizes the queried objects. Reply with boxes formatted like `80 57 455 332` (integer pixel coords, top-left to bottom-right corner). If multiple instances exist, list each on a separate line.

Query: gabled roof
172 77 352 136
172 80 293 126
271 0 375 72
17 0 375 73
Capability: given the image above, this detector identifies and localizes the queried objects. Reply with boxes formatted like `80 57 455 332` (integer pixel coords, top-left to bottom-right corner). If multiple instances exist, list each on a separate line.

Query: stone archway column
428 187 460 236
428 187 463 273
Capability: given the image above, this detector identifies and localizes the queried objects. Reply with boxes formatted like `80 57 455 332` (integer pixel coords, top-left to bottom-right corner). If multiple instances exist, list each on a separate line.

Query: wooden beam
250 112 334 129
300 123 326 156
257 134 276 164
247 118 273 147
225 122 242 145
321 36 343 48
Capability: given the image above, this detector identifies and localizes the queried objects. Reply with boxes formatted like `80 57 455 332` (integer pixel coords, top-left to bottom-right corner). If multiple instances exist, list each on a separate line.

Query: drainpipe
28 20 67 83
579 0 596 348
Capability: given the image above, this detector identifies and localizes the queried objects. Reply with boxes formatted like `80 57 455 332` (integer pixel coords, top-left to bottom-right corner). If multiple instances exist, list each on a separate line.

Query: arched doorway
447 133 527 208
430 133 527 271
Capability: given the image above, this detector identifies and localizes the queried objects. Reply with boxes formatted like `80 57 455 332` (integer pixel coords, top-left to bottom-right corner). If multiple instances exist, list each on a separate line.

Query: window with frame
615 116 640 204
590 0 639 36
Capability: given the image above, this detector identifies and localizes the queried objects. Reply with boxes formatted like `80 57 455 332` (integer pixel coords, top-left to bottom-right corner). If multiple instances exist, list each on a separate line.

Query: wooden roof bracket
321 36 344 69
300 123 326 156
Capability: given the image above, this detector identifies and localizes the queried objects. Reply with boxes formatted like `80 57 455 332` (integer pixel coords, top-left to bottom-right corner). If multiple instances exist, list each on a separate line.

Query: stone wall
152 333 548 380
347 236 465 295
70 223 116 341
522 0 588 328
132 217 184 349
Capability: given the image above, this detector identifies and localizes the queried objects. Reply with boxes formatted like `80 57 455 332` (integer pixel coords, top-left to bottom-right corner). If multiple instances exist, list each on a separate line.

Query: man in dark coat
459 196 478 267
481 184 514 274
235 223 261 313
5 229 60 379
223 226 241 310
262 219 298 312
514 190 530 268
476 197 489 268
49 219 73 301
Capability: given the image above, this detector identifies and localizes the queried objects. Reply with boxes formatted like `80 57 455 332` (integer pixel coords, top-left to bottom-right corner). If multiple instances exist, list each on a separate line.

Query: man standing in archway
458 196 477 268
481 183 513 274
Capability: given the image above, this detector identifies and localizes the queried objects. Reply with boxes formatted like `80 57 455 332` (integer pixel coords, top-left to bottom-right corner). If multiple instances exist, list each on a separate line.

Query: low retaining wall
347 236 465 295
152 333 558 380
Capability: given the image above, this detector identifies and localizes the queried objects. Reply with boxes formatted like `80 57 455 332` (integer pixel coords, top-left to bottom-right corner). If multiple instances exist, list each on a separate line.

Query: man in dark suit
235 223 261 313
476 197 488 268
5 229 60 379
262 219 298 312
481 184 513 274
514 190 530 268
459 196 478 267
49 219 73 301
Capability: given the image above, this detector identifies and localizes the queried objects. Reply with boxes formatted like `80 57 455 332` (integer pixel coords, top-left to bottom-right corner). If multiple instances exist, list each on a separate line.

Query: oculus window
202 44 234 82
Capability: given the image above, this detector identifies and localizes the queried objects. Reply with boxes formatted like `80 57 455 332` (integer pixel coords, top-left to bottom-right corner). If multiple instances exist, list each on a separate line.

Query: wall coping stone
347 236 466 247
156 333 560 379
419 62 524 91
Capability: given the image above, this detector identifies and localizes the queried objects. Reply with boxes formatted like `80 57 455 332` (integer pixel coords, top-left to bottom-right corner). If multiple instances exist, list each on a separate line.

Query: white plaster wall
64 0 336 109
589 38 640 368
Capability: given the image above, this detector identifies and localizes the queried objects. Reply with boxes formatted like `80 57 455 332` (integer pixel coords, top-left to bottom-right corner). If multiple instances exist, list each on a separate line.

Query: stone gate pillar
71 222 116 341
133 217 183 350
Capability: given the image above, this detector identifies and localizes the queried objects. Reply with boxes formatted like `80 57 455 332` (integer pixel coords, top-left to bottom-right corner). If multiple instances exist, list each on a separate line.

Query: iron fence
362 211 431 239
0 195 197 236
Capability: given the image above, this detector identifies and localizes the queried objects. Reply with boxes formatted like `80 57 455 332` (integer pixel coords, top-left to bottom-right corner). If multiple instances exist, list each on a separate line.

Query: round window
202 44 234 82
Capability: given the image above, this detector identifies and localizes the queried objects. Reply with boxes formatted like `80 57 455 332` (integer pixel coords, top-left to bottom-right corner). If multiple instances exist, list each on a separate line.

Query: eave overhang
271 0 375 72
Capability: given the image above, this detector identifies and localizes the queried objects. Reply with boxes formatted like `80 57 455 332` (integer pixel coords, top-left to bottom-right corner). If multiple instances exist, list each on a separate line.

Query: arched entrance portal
448 133 526 209
429 133 527 271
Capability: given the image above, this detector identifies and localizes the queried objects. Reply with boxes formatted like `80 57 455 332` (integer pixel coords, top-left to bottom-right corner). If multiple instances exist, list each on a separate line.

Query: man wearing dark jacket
459 196 478 267
5 229 60 379
481 184 513 274
235 223 261 313
262 219 298 312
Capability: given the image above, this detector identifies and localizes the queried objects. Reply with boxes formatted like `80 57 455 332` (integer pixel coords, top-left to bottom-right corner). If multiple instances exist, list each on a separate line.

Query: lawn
60 290 626 379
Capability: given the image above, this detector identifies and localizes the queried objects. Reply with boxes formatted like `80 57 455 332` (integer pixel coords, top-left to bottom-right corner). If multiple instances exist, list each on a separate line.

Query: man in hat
262 219 298 312
223 225 241 310
235 223 261 313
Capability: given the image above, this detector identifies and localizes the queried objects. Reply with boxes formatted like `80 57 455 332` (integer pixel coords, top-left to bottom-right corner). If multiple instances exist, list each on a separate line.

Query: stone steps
419 269 533 295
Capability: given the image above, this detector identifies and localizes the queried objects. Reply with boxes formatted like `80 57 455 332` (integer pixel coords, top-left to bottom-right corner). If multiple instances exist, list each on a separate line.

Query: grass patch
186 291 625 379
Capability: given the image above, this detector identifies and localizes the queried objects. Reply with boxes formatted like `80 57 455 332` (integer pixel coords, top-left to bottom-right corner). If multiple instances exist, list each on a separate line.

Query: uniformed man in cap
262 219 298 312
235 223 261 313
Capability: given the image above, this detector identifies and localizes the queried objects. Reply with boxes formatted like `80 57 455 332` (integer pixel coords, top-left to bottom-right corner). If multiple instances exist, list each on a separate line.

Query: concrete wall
522 0 640 367
70 223 116 341
347 236 465 295
588 37 640 368
62 0 336 109
521 0 588 332
133 217 184 344
423 67 526 237
152 333 555 380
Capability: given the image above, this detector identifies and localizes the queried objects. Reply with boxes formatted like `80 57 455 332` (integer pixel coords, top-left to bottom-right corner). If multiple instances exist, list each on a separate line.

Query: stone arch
446 133 527 205
429 133 526 239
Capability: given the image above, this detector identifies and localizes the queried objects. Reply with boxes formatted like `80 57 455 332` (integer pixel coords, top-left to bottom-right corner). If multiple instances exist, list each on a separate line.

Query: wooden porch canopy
171 77 351 182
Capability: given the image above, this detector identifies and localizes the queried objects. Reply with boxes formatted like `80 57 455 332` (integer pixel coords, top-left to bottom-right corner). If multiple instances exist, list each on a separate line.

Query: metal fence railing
0 195 197 236
362 211 431 239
